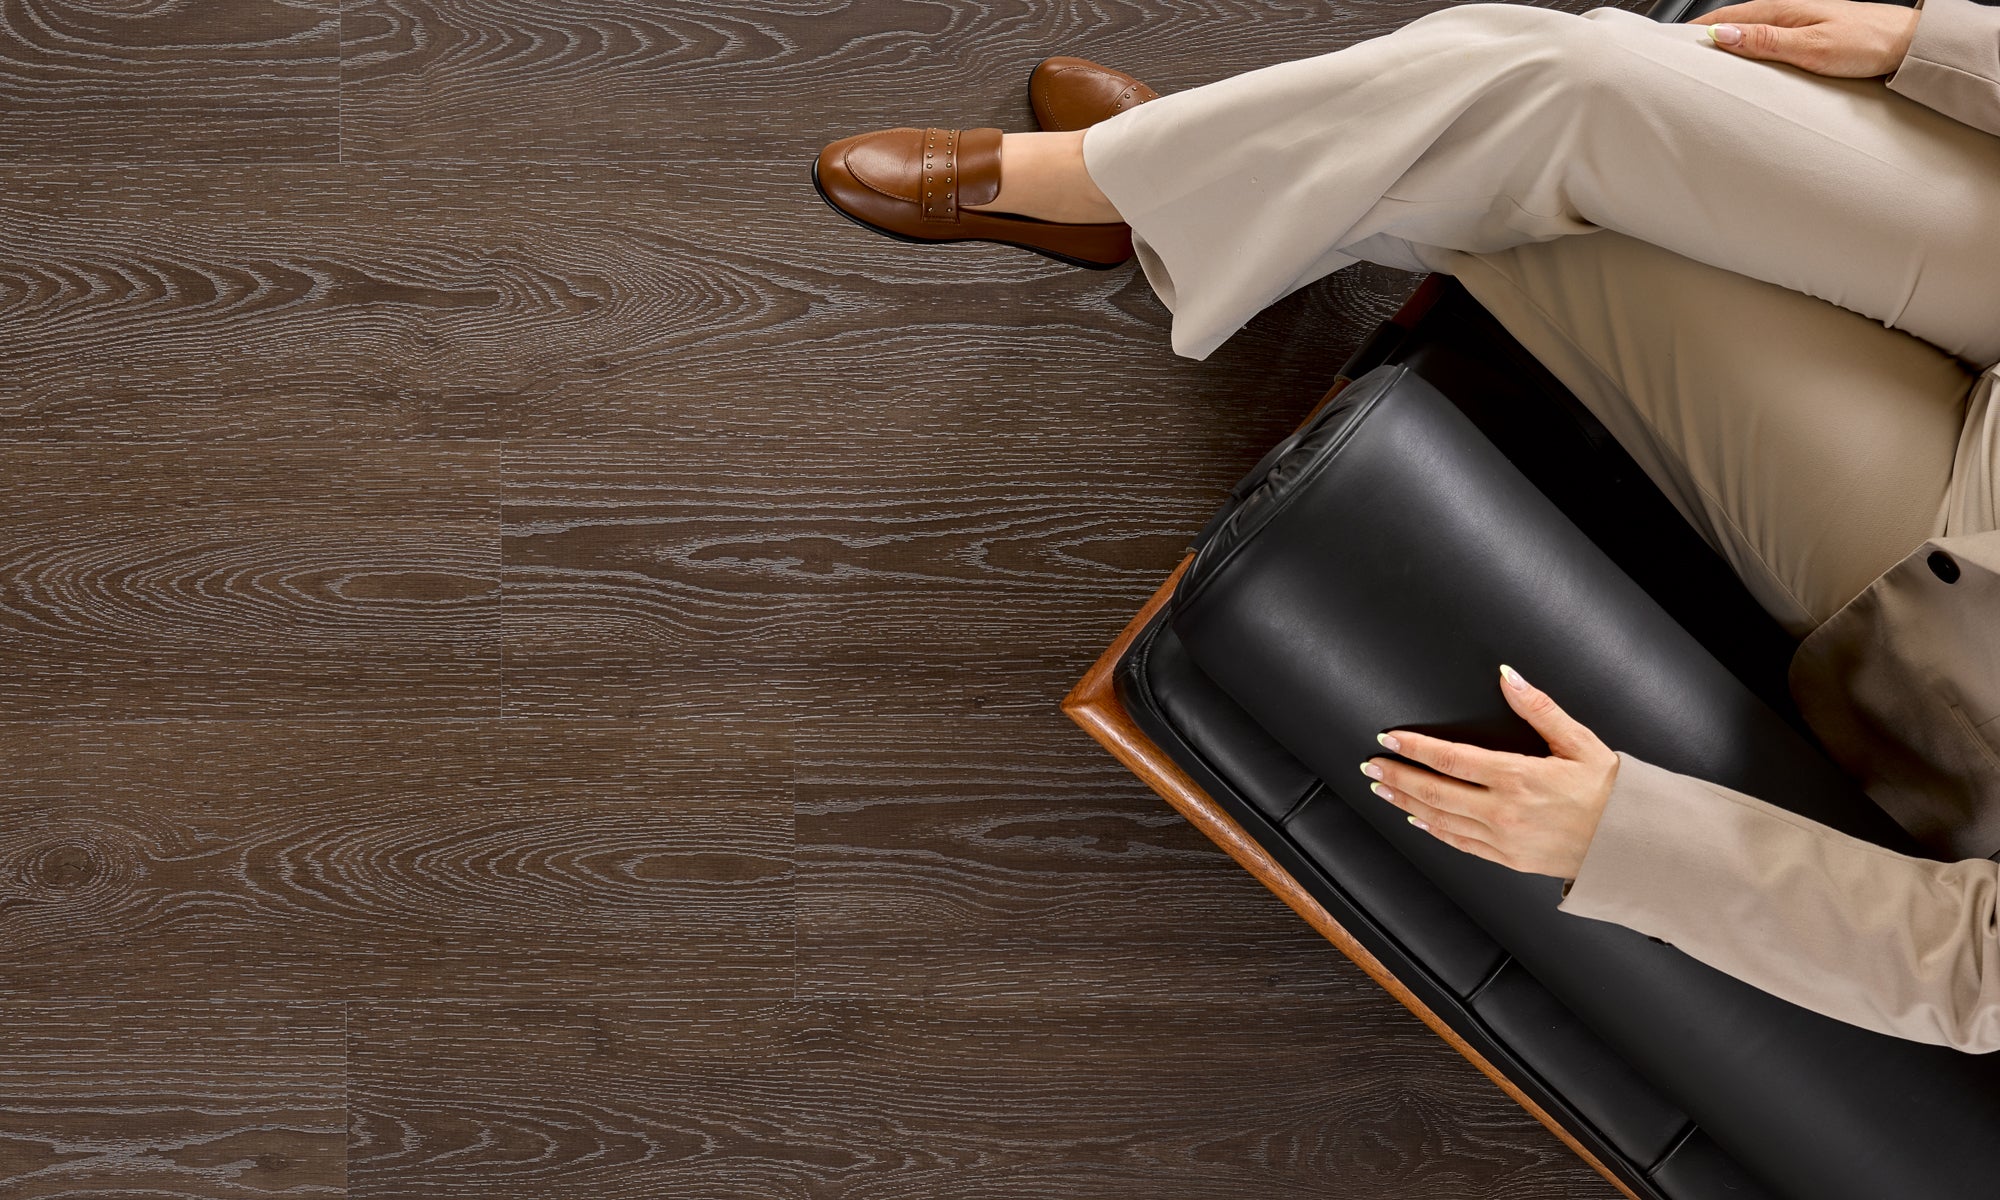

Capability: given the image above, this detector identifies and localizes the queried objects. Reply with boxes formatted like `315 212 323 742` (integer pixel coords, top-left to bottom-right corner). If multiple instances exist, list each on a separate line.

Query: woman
813 0 2000 1052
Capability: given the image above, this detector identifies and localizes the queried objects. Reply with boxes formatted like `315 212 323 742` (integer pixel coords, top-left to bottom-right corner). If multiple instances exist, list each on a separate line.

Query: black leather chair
1066 3 1998 1196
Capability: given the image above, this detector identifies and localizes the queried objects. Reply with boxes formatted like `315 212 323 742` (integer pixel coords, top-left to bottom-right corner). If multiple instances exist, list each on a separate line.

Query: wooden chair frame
1060 286 1646 1198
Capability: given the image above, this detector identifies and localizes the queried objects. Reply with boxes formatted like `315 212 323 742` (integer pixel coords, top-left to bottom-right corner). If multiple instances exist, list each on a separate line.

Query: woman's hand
1361 665 1619 881
1688 0 1921 79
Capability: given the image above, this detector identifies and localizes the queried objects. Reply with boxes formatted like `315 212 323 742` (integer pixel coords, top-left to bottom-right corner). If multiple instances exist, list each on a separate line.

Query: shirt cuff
1555 750 1696 936
1886 0 2000 138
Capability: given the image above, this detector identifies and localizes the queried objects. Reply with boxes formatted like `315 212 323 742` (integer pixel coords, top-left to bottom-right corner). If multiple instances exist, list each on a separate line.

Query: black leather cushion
1648 1130 1780 1200
1119 619 1695 1188
1468 958 1688 1165
1281 787 1504 998
1172 362 1918 848
1165 361 2000 1200
1138 623 1317 821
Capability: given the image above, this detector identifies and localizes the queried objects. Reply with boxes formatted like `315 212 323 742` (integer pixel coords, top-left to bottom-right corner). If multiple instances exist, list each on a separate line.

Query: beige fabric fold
1889 0 2000 138
1080 2 2000 366
1561 751 2000 1053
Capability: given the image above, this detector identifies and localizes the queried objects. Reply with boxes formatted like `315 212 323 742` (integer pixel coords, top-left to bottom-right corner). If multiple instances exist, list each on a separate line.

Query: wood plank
337 0 1415 161
0 161 1408 442
0 720 793 999
347 998 1606 1200
338 0 1624 162
0 0 1640 1192
347 1000 800 1200
500 435 1281 720
790 999 1616 1200
0 1003 344 1199
0 0 340 161
795 708 1352 1001
0 443 500 719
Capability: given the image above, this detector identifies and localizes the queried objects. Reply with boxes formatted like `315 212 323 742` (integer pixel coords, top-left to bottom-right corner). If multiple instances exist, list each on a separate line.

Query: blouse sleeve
1556 749 2000 1052
1886 0 2000 138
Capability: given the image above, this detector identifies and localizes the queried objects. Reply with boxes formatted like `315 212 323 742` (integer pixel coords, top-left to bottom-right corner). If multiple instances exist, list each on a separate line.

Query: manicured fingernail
1407 815 1429 830
1359 761 1384 780
1376 732 1401 751
1500 663 1528 690
1370 782 1393 799
1710 23 1741 45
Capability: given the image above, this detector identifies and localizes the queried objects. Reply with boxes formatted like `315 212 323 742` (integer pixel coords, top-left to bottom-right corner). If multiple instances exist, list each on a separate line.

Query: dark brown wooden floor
0 0 1623 1195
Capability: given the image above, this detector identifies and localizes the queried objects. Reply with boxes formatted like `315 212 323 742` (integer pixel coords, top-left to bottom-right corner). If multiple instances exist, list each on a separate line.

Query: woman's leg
1426 229 1989 637
1065 2 2000 365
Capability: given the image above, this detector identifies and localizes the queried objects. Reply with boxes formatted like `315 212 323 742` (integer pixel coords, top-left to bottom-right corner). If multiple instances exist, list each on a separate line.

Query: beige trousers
1082 1 2000 637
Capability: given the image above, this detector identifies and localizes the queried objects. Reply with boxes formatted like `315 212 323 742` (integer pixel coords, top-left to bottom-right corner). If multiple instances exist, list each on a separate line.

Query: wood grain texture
0 0 1634 1194
347 999 1608 1200
0 160 1404 442
796 707 1349 1001
0 1003 344 1198
338 0 1380 161
0 444 500 718
0 0 340 161
0 720 793 999
338 0 1619 162
501 435 1282 719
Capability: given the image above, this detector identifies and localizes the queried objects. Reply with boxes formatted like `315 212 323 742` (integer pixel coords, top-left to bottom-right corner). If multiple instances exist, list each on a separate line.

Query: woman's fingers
1368 718 1536 844
1685 0 1915 77
1372 726 1524 787
1361 766 1516 867
1362 759 1496 833
1414 820 1514 871
1685 0 1822 68
1369 673 1618 880
1497 665 1609 763
1685 4 1761 26
1707 19 1824 66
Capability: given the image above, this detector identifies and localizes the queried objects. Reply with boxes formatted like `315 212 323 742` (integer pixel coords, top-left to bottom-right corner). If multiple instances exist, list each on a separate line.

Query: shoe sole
810 156 1128 272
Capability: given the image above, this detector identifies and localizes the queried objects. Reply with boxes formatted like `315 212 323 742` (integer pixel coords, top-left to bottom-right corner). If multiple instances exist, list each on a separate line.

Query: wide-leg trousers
1081 1 2000 638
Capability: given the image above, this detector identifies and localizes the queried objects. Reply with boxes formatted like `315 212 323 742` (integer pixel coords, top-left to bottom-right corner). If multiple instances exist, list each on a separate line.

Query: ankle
965 131 1122 224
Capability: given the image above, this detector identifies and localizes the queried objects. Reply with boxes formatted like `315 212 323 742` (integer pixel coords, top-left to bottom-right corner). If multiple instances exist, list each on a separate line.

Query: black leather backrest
1161 363 2000 1200
1171 360 1920 850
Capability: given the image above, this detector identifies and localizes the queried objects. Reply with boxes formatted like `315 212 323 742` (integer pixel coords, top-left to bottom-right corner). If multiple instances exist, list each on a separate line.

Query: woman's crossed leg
1062 3 2000 365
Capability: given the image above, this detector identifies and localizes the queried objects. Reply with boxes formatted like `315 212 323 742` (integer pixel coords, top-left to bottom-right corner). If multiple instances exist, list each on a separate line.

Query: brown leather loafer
1029 56 1159 131
811 126 1133 269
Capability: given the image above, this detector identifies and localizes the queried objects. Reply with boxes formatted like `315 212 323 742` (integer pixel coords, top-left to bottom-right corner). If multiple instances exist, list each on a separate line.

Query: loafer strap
920 127 1002 224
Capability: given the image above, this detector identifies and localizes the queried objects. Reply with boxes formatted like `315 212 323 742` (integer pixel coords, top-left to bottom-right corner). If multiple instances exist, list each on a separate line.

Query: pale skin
970 0 1924 880
1688 0 1922 77
1365 666 1620 882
